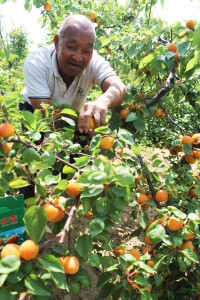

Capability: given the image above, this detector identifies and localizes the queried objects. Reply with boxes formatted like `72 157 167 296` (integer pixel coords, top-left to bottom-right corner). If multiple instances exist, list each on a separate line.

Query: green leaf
134 117 145 132
9 178 29 188
118 128 134 145
0 256 21 274
88 172 108 184
25 274 52 296
90 134 102 152
193 27 200 45
178 41 191 56
139 54 154 69
88 253 101 267
61 108 78 117
89 218 105 237
147 224 166 243
69 281 81 296
131 144 140 156
23 206 47 243
22 148 41 163
42 151 56 166
126 112 138 122
21 111 36 130
39 255 64 273
93 197 110 216
0 274 7 287
114 167 134 186
97 282 115 299
0 288 16 300
75 234 93 258
185 57 198 72
181 248 199 262
100 256 118 272
74 156 90 167
81 186 104 198
74 269 91 289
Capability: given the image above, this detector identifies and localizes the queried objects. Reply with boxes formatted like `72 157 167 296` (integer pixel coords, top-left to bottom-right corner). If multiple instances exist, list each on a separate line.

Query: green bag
0 194 25 246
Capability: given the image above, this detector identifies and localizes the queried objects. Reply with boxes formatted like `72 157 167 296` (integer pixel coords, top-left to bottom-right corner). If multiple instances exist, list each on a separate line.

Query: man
21 14 126 133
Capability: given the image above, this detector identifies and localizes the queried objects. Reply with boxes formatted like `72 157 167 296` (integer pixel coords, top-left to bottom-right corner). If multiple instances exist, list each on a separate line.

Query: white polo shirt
21 44 116 111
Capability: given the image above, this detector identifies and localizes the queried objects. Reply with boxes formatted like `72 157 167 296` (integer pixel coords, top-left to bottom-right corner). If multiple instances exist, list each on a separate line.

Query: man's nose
72 50 83 62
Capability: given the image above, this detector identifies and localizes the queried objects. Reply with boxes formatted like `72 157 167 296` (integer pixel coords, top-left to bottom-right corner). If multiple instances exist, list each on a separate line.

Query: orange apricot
120 108 130 120
20 240 39 260
167 43 177 53
0 122 14 138
113 245 125 257
128 248 140 260
1 243 20 259
44 2 52 11
186 20 195 29
63 256 79 274
155 190 168 203
167 218 183 231
100 136 115 150
66 182 83 197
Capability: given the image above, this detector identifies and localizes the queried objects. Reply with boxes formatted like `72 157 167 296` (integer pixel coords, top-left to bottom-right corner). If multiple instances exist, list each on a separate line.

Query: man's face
54 26 94 79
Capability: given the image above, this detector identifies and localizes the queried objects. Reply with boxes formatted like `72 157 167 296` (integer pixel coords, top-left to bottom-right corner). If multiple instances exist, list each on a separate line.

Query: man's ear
54 35 59 50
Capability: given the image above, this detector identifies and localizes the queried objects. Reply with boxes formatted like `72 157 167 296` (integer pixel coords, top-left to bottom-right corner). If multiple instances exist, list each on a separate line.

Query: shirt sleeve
91 51 117 87
24 54 51 99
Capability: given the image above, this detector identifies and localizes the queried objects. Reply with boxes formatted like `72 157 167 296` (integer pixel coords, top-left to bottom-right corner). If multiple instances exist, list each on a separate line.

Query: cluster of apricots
0 122 14 155
1 239 39 261
88 11 101 26
167 133 200 163
0 240 80 275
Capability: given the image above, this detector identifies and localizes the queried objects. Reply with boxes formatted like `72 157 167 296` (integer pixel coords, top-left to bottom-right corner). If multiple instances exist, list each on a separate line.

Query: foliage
0 0 200 299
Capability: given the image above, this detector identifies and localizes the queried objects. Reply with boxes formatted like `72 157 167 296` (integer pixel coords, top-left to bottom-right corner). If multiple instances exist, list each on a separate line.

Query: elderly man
21 14 126 133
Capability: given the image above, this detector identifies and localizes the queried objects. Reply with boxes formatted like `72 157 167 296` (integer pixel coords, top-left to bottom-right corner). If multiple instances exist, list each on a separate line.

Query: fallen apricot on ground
20 240 39 260
63 256 80 274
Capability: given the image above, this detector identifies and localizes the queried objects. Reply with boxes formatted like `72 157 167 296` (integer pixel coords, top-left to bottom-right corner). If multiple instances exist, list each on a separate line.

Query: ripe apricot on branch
155 190 168 203
167 218 183 231
63 256 80 274
186 20 195 29
44 2 52 11
66 182 83 197
113 245 125 257
192 133 200 144
1 243 20 258
100 136 115 150
20 240 39 260
43 203 60 221
89 11 96 21
185 153 196 164
0 122 14 138
128 248 140 260
193 150 200 159
137 194 148 205
180 241 194 251
1 143 12 155
120 108 130 120
181 135 192 144
167 43 177 53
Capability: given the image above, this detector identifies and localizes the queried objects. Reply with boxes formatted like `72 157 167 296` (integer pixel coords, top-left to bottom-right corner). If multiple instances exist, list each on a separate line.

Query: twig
56 199 79 243
146 67 175 109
